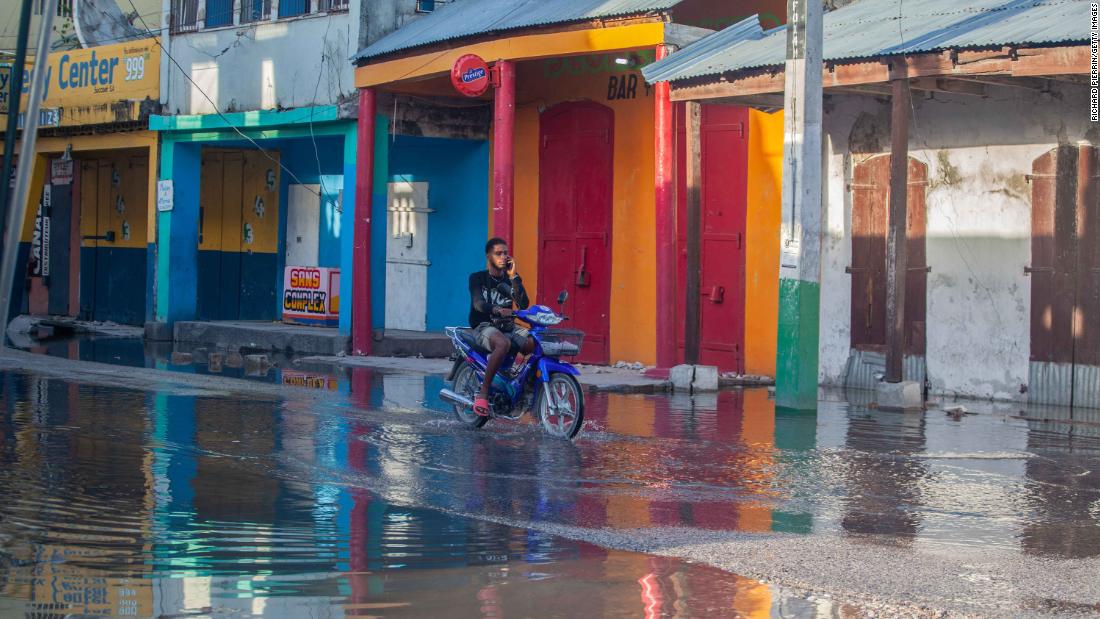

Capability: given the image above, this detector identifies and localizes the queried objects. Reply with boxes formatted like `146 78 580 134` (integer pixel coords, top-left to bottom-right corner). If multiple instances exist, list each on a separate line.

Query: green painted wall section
150 106 340 131
775 277 820 411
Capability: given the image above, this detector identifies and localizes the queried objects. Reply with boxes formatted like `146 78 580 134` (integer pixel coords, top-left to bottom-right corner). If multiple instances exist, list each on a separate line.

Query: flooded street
0 356 1099 617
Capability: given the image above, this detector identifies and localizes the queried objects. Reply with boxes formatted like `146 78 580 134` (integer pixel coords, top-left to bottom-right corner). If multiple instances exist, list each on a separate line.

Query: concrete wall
819 83 1093 401
362 0 420 48
164 12 356 115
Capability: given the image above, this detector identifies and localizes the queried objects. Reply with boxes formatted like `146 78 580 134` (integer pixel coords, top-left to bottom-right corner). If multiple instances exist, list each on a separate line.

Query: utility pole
0 0 58 344
0 0 35 228
775 0 824 410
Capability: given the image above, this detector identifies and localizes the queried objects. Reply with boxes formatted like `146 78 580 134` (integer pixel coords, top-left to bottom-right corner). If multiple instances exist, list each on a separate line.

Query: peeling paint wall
165 14 355 115
820 84 1092 401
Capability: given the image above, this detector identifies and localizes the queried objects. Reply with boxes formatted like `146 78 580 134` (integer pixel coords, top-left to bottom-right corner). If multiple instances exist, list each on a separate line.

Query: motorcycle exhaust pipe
440 389 473 408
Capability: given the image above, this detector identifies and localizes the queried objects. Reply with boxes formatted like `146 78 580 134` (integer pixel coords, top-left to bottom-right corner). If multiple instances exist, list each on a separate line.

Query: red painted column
654 45 676 371
493 60 516 244
353 88 376 356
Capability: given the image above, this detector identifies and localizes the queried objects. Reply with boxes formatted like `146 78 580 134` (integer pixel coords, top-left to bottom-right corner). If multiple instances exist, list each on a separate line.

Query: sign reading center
451 54 490 97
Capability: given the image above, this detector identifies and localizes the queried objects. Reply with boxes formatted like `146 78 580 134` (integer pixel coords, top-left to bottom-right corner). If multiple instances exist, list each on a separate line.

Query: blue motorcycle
440 292 585 439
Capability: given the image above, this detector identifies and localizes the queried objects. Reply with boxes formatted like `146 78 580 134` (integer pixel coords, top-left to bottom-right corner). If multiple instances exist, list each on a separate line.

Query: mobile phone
505 257 514 270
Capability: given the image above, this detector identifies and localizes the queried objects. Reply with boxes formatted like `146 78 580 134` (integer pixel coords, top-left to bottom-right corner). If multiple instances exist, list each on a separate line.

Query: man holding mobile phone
468 237 534 417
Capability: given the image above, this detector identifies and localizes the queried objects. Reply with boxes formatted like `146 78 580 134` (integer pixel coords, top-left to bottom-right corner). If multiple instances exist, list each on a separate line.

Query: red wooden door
1076 147 1100 367
675 105 749 372
849 155 928 354
1029 147 1078 365
538 101 614 364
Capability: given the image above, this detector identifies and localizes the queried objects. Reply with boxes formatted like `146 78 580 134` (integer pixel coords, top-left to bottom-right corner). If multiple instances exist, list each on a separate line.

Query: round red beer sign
451 54 490 97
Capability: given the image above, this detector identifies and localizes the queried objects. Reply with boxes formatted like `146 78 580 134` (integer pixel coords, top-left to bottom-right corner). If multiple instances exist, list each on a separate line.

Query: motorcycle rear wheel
536 373 585 439
452 363 489 429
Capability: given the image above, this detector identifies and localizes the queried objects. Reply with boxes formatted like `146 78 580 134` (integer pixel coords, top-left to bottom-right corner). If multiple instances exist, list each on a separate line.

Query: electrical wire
308 16 334 200
121 0 320 195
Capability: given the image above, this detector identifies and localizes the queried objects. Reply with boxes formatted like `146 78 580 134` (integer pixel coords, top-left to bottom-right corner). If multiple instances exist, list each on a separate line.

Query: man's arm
470 273 492 315
511 276 530 310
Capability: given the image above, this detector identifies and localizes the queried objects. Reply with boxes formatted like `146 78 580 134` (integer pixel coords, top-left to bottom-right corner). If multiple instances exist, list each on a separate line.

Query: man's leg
479 331 511 404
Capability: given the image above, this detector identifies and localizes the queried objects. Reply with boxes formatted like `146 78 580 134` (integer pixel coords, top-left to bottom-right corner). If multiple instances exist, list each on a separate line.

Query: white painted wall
163 11 356 115
819 83 1093 401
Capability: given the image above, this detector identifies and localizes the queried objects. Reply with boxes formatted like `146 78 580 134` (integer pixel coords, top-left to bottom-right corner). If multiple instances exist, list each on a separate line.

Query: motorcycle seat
457 328 491 356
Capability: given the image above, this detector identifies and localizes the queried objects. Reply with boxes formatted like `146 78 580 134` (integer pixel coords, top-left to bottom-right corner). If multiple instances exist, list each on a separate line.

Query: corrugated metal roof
643 0 1089 83
642 16 766 83
355 0 683 62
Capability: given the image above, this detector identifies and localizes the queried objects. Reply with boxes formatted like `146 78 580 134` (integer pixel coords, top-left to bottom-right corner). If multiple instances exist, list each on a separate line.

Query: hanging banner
31 185 51 278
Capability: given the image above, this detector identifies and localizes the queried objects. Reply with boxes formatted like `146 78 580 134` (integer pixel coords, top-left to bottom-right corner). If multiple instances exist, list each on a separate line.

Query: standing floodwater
1 361 1100 617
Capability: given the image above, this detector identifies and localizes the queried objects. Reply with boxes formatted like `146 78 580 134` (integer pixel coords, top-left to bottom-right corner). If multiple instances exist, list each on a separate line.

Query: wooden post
885 60 911 383
684 101 702 365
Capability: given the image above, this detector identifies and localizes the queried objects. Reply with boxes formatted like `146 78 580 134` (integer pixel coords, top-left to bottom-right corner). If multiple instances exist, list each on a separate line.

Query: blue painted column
155 139 201 323
339 122 358 336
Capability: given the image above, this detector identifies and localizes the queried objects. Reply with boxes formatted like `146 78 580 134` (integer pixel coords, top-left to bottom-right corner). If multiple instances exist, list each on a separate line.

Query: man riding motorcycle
467 237 535 417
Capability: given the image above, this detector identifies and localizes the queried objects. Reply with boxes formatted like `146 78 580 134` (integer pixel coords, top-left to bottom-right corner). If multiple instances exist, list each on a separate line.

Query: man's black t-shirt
469 270 530 328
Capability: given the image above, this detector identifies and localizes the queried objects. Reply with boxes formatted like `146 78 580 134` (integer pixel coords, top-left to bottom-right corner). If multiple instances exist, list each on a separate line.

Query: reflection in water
2 365 1100 616
840 408 927 543
0 370 812 617
1021 405 1100 557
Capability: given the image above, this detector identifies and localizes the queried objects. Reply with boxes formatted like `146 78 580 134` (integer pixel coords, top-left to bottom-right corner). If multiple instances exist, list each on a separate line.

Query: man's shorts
475 323 530 354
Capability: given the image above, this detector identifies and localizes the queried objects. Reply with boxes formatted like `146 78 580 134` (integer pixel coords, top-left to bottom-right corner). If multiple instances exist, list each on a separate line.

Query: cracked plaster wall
165 13 355 116
819 83 1092 401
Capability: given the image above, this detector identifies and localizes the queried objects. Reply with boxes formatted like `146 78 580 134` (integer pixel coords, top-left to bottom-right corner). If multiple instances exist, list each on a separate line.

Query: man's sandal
473 398 491 417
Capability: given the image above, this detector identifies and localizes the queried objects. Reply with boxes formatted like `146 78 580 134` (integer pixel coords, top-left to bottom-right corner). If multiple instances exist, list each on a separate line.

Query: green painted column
775 0 824 411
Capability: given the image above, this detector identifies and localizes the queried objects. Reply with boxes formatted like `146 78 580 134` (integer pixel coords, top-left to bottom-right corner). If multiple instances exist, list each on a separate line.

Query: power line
120 0 321 196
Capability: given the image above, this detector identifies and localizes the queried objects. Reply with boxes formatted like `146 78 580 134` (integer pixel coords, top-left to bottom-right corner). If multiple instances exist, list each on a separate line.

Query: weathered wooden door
849 155 928 355
1078 149 1100 393
675 104 749 372
538 101 614 364
198 149 280 321
1030 145 1100 408
79 154 148 325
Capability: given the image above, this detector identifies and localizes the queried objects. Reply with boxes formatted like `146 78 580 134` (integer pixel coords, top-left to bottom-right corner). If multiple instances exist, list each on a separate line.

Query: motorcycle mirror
557 290 569 305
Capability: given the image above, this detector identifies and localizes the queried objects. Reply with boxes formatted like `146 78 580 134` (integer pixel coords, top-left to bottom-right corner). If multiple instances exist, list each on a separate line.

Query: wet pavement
0 352 1099 617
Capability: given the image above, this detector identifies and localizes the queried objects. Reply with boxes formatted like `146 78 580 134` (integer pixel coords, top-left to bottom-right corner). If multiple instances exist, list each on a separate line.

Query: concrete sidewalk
168 321 454 358
300 354 673 393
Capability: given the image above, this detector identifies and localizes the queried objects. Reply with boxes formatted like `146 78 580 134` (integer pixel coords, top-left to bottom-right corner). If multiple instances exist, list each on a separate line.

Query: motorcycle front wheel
452 363 489 429
535 373 585 439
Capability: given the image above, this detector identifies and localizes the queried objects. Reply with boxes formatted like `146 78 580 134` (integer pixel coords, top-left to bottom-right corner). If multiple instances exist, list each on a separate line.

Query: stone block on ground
874 380 923 411
170 352 193 366
208 352 224 373
144 321 172 342
670 365 695 391
225 352 244 368
244 354 271 377
692 365 719 392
